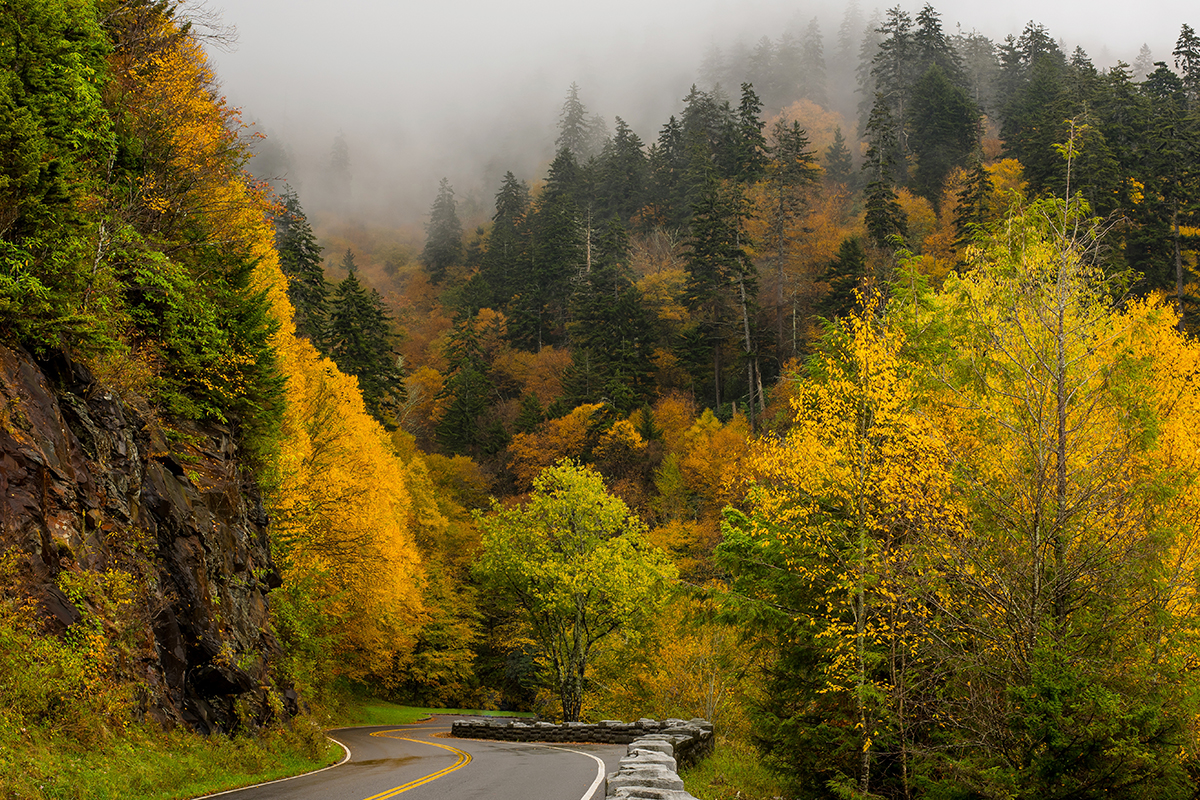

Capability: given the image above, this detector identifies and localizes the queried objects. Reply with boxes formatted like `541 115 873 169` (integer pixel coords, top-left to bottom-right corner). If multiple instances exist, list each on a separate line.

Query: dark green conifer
909 65 980 205
420 178 463 284
326 250 405 428
273 186 328 344
824 127 855 186
818 236 868 320
862 97 908 249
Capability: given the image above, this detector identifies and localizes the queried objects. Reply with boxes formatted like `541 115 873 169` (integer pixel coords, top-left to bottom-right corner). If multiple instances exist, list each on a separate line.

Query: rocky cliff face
0 344 290 733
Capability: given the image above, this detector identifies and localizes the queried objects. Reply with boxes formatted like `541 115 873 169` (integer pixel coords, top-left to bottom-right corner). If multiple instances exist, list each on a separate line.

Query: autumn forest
3 0 1200 797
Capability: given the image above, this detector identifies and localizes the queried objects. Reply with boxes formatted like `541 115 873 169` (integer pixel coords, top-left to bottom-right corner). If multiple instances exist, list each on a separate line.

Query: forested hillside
4 0 1200 798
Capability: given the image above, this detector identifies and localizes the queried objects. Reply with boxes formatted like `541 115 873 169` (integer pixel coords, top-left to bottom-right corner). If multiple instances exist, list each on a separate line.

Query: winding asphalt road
201 716 625 800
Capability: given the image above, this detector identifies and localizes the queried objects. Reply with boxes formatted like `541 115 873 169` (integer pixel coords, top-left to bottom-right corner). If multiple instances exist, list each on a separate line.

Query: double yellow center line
361 729 473 799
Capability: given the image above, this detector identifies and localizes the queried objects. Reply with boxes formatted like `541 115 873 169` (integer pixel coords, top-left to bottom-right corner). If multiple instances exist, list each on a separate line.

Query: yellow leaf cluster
119 20 427 684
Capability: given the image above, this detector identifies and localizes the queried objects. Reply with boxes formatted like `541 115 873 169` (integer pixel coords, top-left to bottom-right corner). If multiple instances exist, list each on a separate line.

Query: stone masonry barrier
450 717 714 799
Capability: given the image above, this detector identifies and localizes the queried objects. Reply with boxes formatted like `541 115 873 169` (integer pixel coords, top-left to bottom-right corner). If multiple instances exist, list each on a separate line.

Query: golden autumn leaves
730 197 1200 795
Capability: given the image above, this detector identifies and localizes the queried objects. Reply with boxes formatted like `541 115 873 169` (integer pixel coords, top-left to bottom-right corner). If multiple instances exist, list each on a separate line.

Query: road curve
199 715 625 800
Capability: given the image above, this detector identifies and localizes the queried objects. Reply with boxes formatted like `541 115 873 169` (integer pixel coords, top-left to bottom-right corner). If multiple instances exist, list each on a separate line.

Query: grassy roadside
0 695 534 800
680 737 790 800
0 719 337 800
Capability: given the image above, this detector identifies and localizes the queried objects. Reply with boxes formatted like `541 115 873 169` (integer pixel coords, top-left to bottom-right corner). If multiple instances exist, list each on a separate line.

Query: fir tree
799 18 829 107
818 236 868 319
420 178 463 284
474 172 532 311
557 82 592 161
326 250 405 428
595 117 648 224
824 127 855 186
273 186 327 344
862 96 908 249
435 314 492 456
733 83 767 183
565 218 656 412
908 64 979 205
953 151 993 250
1174 23 1200 105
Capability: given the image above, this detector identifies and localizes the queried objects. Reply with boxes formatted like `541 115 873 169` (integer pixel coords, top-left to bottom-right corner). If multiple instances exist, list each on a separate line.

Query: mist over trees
7 1 1200 797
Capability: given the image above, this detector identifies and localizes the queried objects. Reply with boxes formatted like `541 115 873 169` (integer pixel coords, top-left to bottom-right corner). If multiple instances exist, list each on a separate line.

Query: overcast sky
206 0 1195 222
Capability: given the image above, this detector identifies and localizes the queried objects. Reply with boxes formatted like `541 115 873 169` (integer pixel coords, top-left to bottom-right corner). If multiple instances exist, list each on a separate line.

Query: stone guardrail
450 717 714 799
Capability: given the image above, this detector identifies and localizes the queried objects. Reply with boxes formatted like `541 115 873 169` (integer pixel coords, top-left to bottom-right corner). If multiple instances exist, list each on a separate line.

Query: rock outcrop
0 344 289 732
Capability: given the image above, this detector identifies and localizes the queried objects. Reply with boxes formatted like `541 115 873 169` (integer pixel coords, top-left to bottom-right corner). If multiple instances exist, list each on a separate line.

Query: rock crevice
0 345 288 732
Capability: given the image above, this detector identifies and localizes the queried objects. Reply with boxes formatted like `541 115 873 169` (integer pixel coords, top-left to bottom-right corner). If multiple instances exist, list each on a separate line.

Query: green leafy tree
0 0 114 347
474 461 676 721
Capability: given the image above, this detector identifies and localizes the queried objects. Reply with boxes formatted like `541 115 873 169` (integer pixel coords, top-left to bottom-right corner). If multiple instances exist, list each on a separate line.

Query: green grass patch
0 717 339 800
680 737 791 800
0 688 539 800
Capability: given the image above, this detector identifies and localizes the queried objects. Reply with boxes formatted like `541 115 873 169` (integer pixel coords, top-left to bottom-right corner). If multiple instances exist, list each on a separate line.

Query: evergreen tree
435 314 493 456
1137 62 1200 310
913 3 964 86
272 186 327 344
1133 43 1154 80
683 166 755 414
566 219 656 412
953 151 994 250
557 83 593 161
474 172 532 310
764 119 819 363
866 6 915 179
420 178 463 284
799 18 829 107
733 83 768 183
595 117 648 224
818 236 868 319
1174 23 1200 105
647 115 688 229
908 64 979 205
326 250 406 428
824 127 855 186
515 150 585 350
955 29 999 114
514 392 545 434
862 96 908 250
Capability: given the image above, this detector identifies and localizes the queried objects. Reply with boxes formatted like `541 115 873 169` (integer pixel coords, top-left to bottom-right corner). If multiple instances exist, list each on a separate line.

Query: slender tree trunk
1174 199 1185 328
736 263 756 433
1053 280 1069 626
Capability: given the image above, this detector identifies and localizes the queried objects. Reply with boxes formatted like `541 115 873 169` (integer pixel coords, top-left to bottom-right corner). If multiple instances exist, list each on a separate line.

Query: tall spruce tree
435 314 495 456
565 218 656 412
824 127 855 186
474 172 532 311
683 165 755 415
908 64 980 204
595 117 648 224
862 96 908 250
273 186 328 344
326 250 405 427
420 178 463 284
